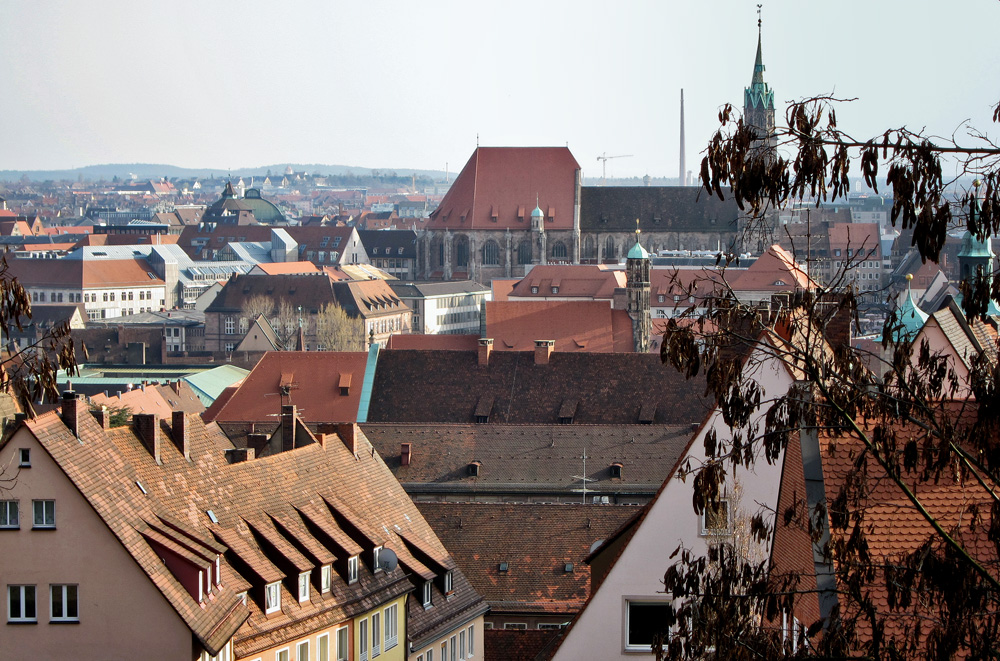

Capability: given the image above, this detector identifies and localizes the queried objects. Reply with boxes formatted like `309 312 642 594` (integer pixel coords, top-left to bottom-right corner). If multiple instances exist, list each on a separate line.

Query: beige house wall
0 426 196 660
410 613 485 661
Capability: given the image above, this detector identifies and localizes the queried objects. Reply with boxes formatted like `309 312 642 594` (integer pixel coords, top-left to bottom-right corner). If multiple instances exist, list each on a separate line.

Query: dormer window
467 461 482 477
373 546 383 572
531 286 538 294
298 572 311 603
444 570 454 595
265 581 281 614
423 580 433 608
321 565 332 594
551 286 559 294
348 555 359 583
609 462 623 479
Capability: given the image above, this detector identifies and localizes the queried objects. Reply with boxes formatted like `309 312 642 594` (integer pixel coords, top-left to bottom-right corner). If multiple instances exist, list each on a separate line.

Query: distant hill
0 163 451 183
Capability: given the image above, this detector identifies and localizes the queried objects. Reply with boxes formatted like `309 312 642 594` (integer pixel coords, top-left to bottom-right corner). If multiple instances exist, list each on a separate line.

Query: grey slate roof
579 186 740 232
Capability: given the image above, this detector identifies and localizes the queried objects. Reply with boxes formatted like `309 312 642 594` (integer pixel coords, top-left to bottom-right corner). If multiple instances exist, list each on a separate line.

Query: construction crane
596 153 633 186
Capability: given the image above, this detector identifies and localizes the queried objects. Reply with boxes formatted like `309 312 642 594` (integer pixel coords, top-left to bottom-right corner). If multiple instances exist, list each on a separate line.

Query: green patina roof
894 285 929 341
531 204 544 218
744 32 774 110
959 197 994 259
627 239 650 260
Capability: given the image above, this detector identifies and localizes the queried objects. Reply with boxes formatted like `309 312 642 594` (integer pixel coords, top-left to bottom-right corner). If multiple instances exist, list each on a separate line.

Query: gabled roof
731 244 813 293
234 314 281 352
485 300 633 353
509 264 625 300
206 351 371 424
206 273 336 314
427 147 580 230
249 261 320 275
11 403 485 658
579 187 740 232
366 349 713 425
332 279 409 319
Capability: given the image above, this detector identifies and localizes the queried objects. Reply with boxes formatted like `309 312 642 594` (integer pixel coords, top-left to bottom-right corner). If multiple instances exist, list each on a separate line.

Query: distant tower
531 198 547 265
626 222 651 353
679 89 687 186
957 182 1000 315
744 7 776 154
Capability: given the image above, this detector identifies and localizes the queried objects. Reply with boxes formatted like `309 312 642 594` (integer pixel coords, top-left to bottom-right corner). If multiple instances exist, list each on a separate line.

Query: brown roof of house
366 349 713 425
206 273 336 313
731 244 814 293
252 261 321 275
485 300 634 353
485 628 564 661
332 279 409 319
5 255 165 288
11 403 485 657
427 147 581 231
417 502 642 616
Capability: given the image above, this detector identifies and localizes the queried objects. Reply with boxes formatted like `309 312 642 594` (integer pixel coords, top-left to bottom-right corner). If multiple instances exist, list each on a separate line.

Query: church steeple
626 220 651 353
744 6 776 151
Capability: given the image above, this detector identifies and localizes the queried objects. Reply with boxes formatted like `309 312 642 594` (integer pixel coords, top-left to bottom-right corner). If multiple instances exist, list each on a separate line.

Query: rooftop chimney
225 447 253 464
478 338 493 367
61 390 81 437
92 405 111 431
171 411 190 461
281 404 296 453
338 423 359 455
133 413 161 464
401 443 412 466
247 433 268 457
534 340 555 365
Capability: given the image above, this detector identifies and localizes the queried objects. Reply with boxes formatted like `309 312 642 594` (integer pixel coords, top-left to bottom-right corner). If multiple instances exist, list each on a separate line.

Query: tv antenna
570 448 595 504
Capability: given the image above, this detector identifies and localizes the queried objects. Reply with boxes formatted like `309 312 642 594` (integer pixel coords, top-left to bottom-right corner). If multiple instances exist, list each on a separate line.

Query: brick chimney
281 404 296 453
401 443 412 466
338 423 359 454
134 413 161 464
171 411 190 461
92 405 111 431
478 338 493 367
247 433 268 457
61 390 80 437
534 340 555 365
225 447 253 464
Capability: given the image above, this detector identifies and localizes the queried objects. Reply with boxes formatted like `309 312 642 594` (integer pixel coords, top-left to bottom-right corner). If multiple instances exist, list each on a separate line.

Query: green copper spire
744 8 774 111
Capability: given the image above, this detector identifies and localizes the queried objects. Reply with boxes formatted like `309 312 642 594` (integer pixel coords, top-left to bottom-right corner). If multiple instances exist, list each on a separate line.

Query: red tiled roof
491 279 519 302
427 147 581 230
731 244 813 292
509 265 625 300
5 255 165 288
486 300 633 352
207 351 369 424
386 334 480 351
251 261 320 275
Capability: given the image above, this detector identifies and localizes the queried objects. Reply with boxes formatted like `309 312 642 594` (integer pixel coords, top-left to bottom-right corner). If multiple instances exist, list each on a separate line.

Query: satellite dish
380 548 398 573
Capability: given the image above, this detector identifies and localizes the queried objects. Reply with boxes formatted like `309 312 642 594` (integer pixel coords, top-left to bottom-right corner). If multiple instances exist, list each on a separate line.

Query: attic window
531 287 539 294
339 373 352 396
610 462 623 479
559 399 578 424
444 570 454 594
474 396 493 424
517 206 525 221
498 562 509 573
18 449 30 467
373 545 383 573
135 481 147 495
467 461 482 477
638 402 656 424
551 286 559 294
564 563 574 573
773 280 787 287
265 581 281 614
206 510 219 524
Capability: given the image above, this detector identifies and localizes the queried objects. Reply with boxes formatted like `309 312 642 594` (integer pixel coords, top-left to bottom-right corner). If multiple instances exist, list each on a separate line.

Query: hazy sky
1 1 996 179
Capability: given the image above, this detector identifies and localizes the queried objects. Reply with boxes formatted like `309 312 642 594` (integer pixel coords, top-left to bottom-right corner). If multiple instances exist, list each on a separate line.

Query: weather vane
635 218 641 238
757 4 762 30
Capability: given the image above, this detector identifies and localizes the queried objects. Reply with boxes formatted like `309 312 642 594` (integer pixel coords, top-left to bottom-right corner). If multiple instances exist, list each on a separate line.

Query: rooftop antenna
571 448 595 504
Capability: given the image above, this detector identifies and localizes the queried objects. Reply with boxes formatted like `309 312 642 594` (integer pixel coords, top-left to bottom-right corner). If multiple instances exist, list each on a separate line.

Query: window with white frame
224 317 235 334
373 546 383 572
0 501 18 529
32 499 55 529
360 618 369 661
450 634 458 661
625 600 671 652
298 572 310 603
422 580 432 607
50 584 78 622
8 584 36 622
336 626 349 661
443 570 453 594
276 648 290 661
264 581 281 614
296 640 309 661
384 603 398 650
425 649 433 661
348 555 359 583
459 629 466 659
701 499 730 535
18 449 29 467
224 343 235 352
372 611 381 657
467 625 474 657
321 564 332 593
